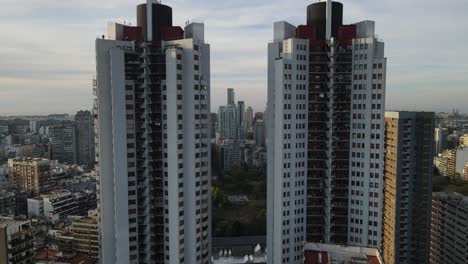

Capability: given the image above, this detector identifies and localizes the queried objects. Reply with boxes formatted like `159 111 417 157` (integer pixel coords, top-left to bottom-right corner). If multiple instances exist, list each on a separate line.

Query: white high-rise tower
267 1 386 262
95 2 211 263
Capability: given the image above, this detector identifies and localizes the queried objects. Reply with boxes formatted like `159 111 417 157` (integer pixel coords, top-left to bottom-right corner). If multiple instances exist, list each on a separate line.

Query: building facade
0 191 16 217
72 216 99 261
8 158 50 195
245 106 254 133
435 149 457 179
219 139 241 172
237 101 246 139
50 125 76 164
218 89 239 139
227 88 235 105
430 192 468 264
210 113 218 139
463 162 468 181
95 2 211 263
382 111 434 264
267 21 309 264
0 218 34 264
267 1 386 262
27 190 83 224
75 110 95 169
253 119 265 147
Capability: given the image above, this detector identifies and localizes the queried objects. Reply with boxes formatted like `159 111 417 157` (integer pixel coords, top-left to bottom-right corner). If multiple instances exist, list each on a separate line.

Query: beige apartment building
8 158 50 195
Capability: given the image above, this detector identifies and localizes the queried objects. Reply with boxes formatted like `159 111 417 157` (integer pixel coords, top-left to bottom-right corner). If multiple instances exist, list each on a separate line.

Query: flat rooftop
304 243 384 264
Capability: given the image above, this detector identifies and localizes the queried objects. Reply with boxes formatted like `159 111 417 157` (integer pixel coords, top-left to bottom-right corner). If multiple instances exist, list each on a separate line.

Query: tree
212 186 228 208
255 209 267 235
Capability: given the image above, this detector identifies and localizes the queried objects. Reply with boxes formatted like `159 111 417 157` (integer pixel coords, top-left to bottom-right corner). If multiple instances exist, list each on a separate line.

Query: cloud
0 0 467 115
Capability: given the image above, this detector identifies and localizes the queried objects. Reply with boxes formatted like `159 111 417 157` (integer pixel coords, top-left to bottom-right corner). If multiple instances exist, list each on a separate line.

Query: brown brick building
382 111 434 264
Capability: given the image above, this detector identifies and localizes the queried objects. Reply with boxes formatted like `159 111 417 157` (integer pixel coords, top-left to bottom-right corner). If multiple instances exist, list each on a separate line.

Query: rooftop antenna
325 0 332 40
147 0 153 41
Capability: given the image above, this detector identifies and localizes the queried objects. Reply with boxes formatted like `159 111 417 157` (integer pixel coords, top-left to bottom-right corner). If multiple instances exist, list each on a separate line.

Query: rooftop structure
303 243 384 264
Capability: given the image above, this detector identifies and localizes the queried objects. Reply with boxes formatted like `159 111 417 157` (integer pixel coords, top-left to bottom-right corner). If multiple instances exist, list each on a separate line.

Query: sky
0 0 467 115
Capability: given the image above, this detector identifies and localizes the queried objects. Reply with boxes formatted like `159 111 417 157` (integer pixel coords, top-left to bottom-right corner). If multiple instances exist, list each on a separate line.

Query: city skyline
1 0 467 115
0 1 468 264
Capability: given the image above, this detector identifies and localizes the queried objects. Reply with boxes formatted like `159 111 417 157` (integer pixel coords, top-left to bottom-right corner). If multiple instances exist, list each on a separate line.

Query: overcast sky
0 0 467 115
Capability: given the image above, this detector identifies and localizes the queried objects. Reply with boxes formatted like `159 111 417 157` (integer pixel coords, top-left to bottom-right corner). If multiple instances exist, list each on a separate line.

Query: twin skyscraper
94 1 394 264
95 1 210 263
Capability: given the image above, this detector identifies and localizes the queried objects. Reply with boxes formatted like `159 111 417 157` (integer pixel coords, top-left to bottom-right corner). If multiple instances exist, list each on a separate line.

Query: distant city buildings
434 147 468 181
430 192 468 264
267 1 386 262
50 125 76 164
214 88 265 174
218 89 239 139
217 88 259 143
0 218 34 264
29 120 39 134
382 111 434 264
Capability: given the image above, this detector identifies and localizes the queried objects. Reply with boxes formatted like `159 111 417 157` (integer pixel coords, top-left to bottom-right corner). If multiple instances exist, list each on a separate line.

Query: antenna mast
325 0 332 40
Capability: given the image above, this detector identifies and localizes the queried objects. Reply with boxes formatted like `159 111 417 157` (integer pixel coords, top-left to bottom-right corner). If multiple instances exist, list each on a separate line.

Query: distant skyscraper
227 88 235 105
245 106 254 131
218 106 226 134
237 101 245 139
382 111 434 264
210 113 218 139
75 110 95 169
29 120 38 133
267 1 387 262
220 139 241 172
218 89 238 139
95 2 211 263
434 127 448 156
253 119 265 147
430 192 468 264
50 125 76 164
